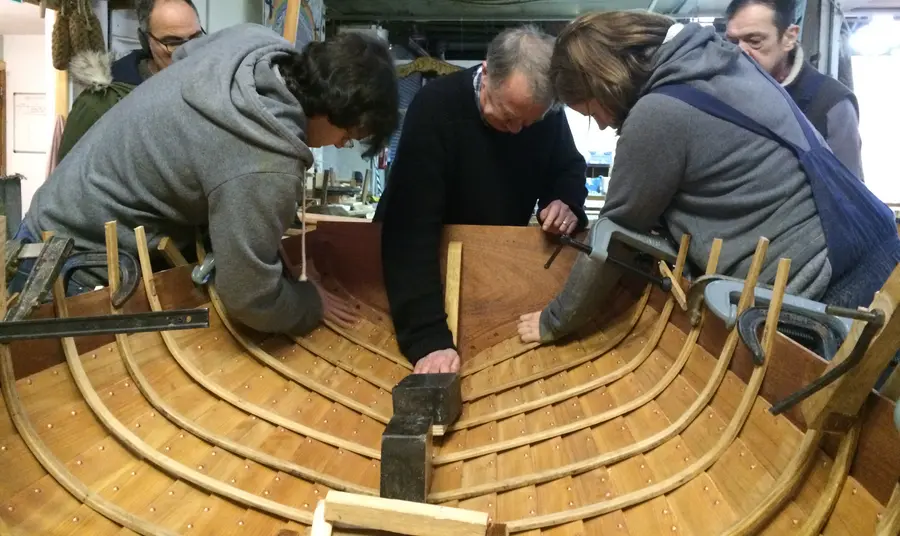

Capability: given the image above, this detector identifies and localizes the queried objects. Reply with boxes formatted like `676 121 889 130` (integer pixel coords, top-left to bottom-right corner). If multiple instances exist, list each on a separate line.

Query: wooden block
310 500 333 536
323 490 489 536
392 372 462 427
380 414 433 502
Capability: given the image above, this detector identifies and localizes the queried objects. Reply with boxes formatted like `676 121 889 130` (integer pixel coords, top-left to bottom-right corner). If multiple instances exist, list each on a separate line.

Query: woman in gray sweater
518 11 899 345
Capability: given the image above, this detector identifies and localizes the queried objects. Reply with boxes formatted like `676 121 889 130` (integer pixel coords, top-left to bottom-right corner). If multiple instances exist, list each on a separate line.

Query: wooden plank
445 242 462 347
323 490 489 536
802 264 900 431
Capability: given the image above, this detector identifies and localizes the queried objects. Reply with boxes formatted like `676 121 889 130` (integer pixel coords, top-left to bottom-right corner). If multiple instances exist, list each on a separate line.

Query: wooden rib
205 284 391 425
722 429 822 535
435 317 695 465
875 483 900 536
157 237 188 267
127 230 376 495
445 241 462 347
449 301 670 431
57 223 314 524
460 284 650 378
291 332 399 393
0 222 173 536
448 236 693 431
140 230 380 460
503 238 776 532
658 262 686 311
796 420 861 536
461 290 651 402
321 319 413 372
430 238 720 497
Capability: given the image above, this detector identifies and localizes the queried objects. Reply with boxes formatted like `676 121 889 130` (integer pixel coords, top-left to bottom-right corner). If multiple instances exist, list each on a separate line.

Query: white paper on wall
13 93 47 155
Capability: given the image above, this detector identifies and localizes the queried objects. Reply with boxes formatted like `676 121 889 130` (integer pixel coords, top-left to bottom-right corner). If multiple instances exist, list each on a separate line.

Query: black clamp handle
544 234 672 292
767 307 885 416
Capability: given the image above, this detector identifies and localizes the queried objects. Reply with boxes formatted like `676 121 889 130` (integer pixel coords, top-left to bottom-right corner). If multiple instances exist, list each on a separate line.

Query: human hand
312 281 359 329
539 200 577 236
517 311 542 343
413 348 461 374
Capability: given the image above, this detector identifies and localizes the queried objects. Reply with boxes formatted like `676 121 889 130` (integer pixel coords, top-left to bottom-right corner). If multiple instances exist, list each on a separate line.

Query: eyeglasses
148 28 207 55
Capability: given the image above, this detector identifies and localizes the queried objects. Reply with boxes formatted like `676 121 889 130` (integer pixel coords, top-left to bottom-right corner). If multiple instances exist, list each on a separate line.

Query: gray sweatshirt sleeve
537 96 688 341
600 95 688 232
207 172 324 336
824 99 864 182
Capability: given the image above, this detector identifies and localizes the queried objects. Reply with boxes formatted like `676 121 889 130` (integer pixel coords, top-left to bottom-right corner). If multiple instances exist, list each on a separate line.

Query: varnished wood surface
0 223 897 535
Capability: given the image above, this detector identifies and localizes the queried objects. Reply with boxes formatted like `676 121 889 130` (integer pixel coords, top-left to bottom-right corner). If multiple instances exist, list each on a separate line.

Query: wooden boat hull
0 222 897 535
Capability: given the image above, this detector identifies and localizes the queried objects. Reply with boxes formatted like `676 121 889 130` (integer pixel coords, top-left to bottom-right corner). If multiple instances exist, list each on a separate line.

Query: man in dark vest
58 0 204 162
725 0 864 180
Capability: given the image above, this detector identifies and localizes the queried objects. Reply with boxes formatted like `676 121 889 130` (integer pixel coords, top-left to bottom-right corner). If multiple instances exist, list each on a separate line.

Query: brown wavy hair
550 11 676 129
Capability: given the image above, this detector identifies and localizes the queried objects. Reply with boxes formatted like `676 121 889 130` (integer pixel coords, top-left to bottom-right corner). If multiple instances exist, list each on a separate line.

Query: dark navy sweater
374 66 588 364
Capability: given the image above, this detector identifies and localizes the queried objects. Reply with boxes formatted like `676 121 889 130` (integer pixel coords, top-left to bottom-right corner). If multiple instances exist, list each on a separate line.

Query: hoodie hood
169 23 314 168
637 22 819 152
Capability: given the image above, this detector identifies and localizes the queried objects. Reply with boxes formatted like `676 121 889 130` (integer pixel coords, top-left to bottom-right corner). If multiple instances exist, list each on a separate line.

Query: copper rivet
76 460 83 465
6 506 12 512
0 446 5 452
150 507 156 512
792 520 798 525
198 465 204 470
124 382 129 387
617 524 623 529
33 488 40 494
663 509 669 514
671 526 677 531
751 464 757 470
169 491 174 496
113 486 119 491
852 488 858 495
73 517 79 522
187 523 193 529
204 507 210 512
46 423 53 429
238 521 244 526
606 492 611 497
131 471 136 475
26 379 32 385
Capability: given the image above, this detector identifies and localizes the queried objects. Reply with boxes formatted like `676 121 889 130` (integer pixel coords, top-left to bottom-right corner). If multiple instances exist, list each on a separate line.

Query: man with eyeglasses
373 25 589 375
57 0 204 162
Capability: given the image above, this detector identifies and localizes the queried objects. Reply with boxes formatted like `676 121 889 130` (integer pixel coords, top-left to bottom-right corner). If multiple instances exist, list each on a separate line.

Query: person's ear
782 23 800 52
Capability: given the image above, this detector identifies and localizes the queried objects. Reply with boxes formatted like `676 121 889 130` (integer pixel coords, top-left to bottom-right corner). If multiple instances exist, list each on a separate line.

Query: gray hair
136 0 199 32
485 25 556 106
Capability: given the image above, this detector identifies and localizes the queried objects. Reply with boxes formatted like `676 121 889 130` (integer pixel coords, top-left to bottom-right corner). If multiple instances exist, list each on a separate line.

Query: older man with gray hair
374 25 588 374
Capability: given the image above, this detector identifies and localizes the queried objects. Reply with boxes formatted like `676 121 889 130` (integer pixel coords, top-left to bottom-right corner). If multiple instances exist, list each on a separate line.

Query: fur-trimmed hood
68 49 114 91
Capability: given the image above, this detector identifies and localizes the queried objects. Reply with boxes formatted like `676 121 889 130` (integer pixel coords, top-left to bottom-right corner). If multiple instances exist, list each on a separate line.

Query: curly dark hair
276 32 399 159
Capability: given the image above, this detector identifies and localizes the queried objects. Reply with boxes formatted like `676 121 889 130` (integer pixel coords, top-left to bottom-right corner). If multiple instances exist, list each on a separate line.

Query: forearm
539 225 625 341
382 222 454 363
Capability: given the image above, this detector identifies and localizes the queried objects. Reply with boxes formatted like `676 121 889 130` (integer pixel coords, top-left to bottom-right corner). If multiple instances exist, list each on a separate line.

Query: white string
299 168 308 282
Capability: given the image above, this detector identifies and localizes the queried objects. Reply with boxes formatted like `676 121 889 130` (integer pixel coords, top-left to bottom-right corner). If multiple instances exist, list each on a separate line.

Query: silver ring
562 219 569 225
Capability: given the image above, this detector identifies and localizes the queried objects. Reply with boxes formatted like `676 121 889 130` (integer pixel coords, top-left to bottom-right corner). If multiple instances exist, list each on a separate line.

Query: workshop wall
1 33 53 212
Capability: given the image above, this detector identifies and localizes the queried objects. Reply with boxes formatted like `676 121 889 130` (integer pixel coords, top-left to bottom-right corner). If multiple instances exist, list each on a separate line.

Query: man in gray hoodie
17 23 399 337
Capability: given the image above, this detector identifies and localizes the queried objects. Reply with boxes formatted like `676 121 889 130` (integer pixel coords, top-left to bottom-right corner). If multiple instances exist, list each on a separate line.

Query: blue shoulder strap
651 84 803 154
650 80 898 281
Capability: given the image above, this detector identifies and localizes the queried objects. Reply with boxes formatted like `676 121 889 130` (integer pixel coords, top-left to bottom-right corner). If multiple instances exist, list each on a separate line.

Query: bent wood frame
0 219 896 536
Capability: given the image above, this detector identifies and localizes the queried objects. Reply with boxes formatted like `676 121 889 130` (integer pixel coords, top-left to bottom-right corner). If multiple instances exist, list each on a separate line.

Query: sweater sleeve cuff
284 281 325 337
401 326 456 366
